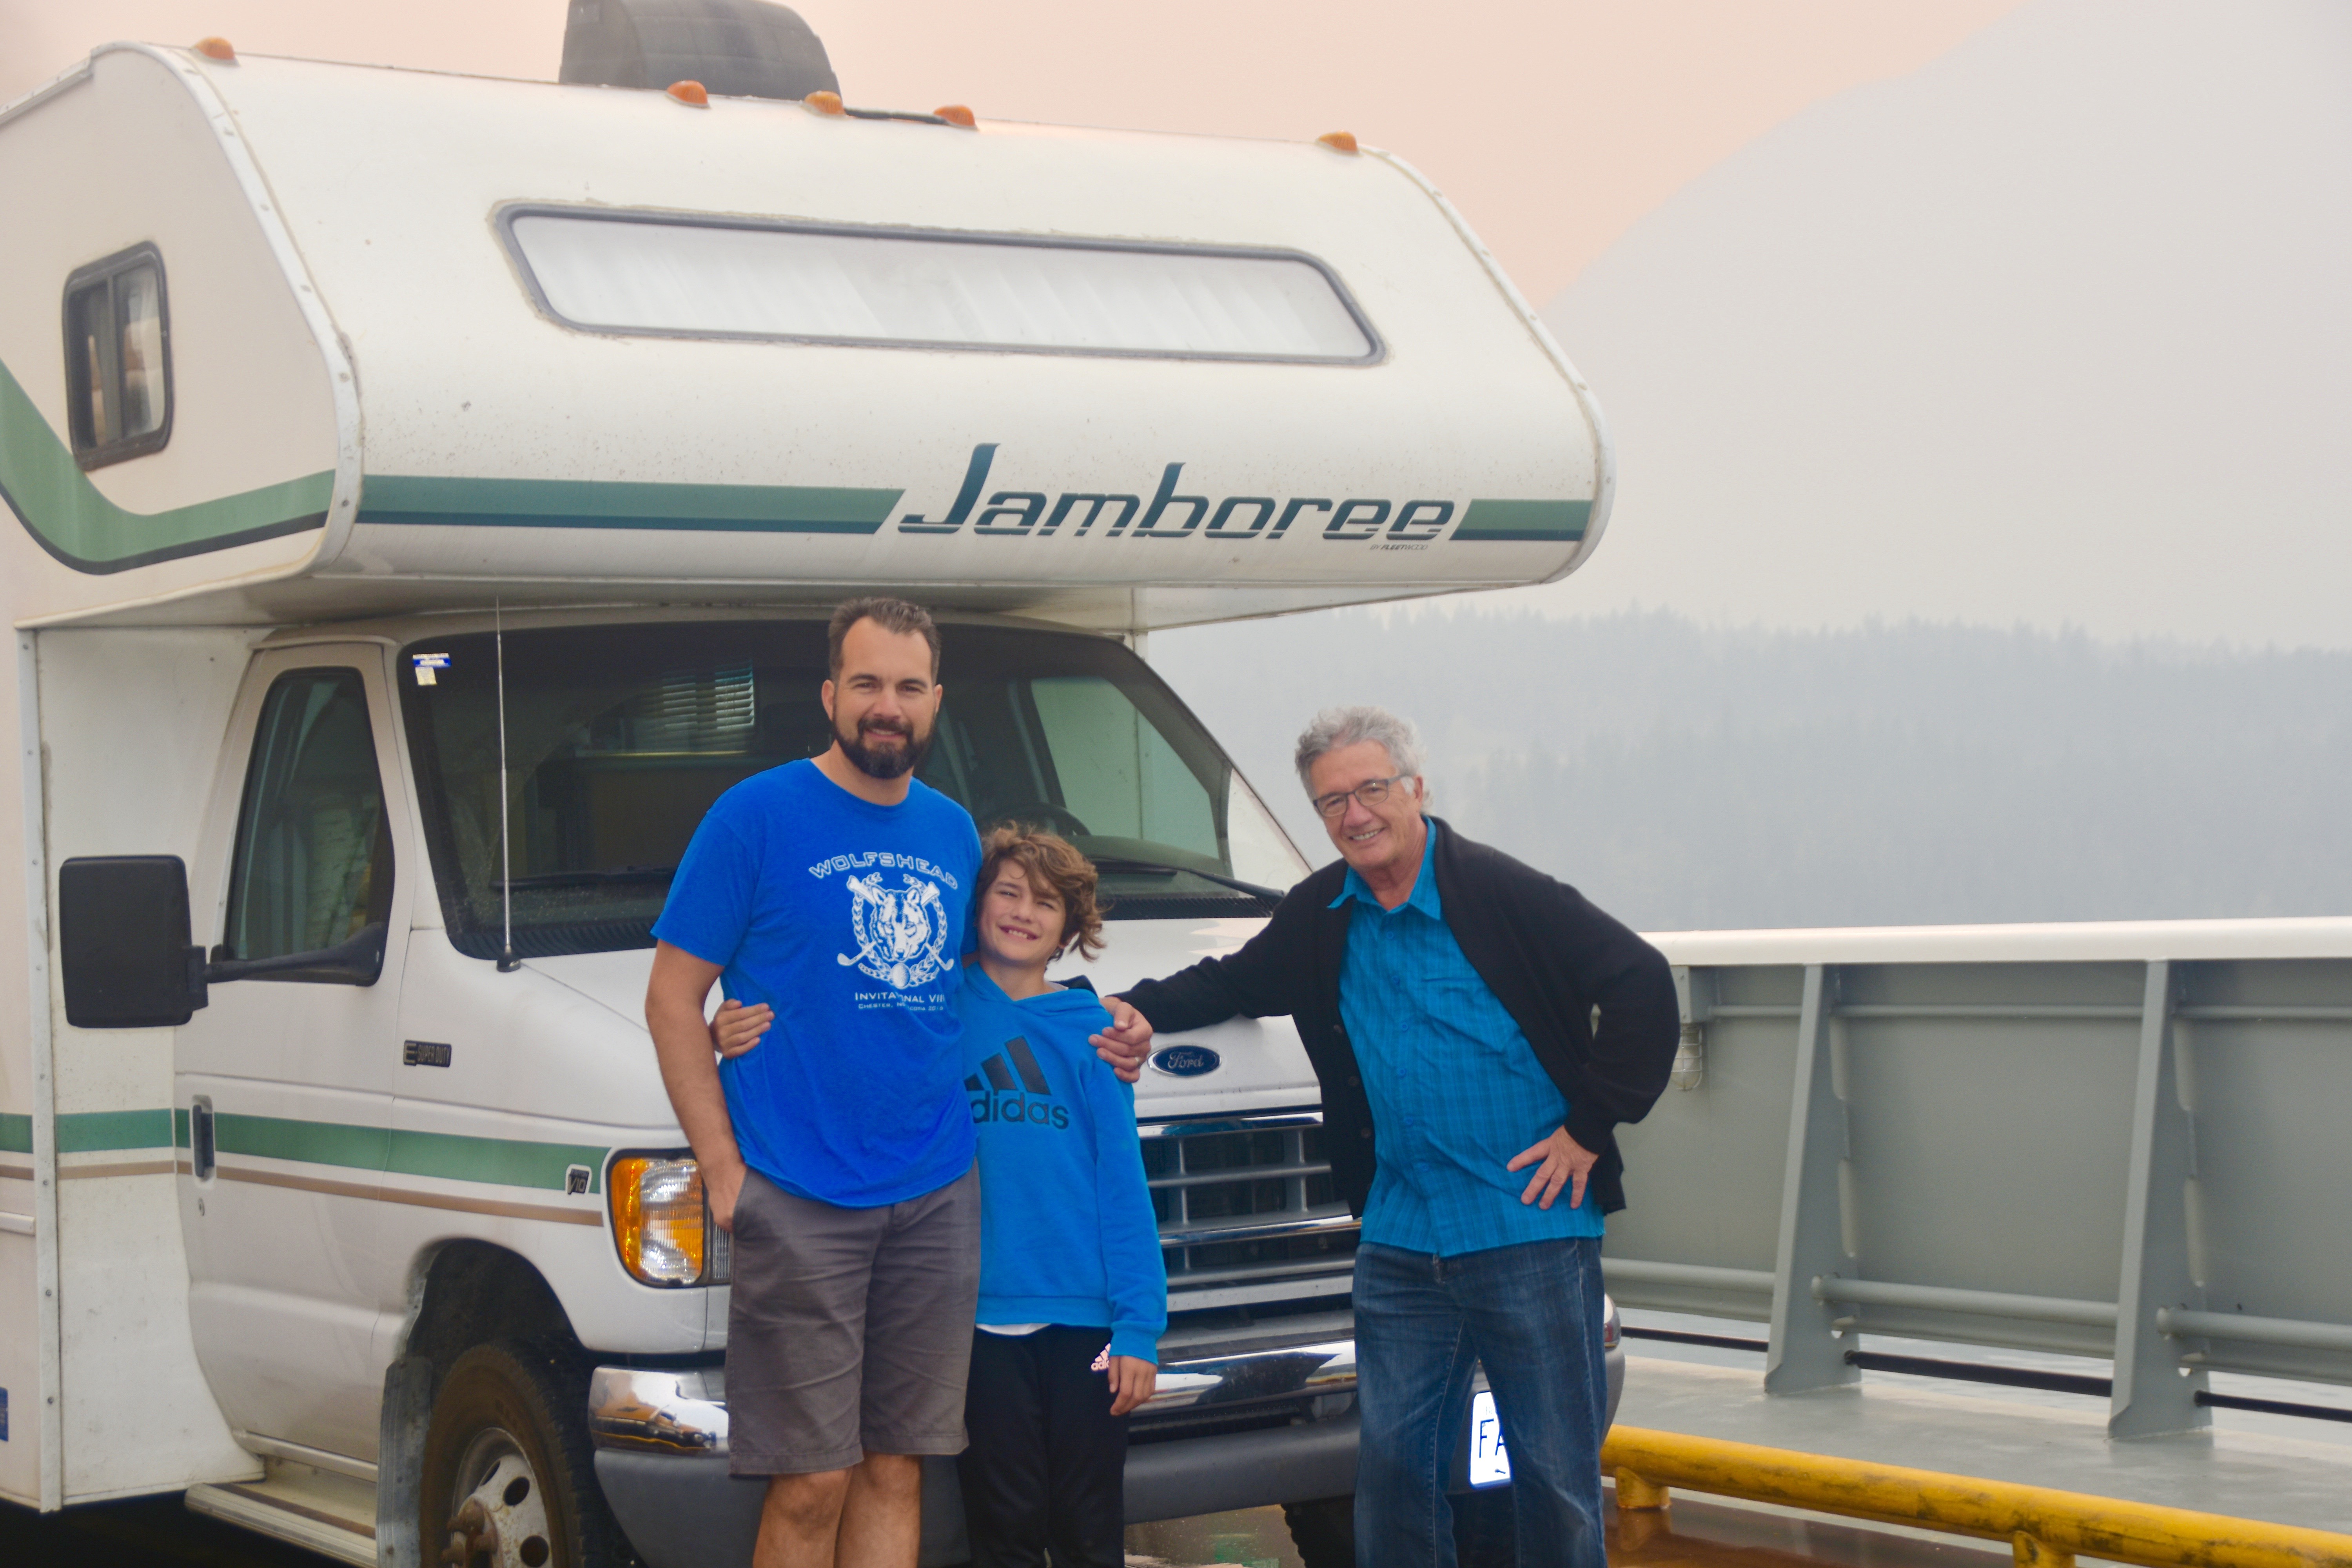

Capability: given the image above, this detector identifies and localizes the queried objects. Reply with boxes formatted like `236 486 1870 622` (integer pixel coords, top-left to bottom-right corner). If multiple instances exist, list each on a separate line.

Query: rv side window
222 670 395 963
63 245 172 469
503 209 1379 364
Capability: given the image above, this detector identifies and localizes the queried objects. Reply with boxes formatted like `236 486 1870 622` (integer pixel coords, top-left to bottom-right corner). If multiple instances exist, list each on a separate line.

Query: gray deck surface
1618 1347 2352 1539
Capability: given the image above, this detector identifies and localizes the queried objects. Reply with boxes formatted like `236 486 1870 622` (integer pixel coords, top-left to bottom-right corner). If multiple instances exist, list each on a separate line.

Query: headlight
609 1153 731 1287
1602 1294 1622 1351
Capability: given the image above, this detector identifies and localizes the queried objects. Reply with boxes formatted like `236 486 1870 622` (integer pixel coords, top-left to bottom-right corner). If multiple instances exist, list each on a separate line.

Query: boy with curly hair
716 826 1164 1568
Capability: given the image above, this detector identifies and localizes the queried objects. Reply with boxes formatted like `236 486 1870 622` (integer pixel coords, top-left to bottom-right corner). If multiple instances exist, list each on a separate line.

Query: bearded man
644 597 1153 1568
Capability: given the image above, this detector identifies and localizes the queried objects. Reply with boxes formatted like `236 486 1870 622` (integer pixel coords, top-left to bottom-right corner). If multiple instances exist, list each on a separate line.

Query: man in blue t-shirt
645 597 1152 1568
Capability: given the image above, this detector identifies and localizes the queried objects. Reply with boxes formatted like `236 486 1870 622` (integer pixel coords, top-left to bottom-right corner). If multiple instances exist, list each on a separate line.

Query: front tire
420 1341 627 1568
1281 1490 1516 1568
1282 1496 1354 1568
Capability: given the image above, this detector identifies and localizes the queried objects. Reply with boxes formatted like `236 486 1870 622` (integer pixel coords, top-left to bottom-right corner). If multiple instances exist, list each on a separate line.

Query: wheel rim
441 1426 557 1568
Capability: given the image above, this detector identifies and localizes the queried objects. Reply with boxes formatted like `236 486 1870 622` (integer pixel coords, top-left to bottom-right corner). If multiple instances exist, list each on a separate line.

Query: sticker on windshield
412 653 451 686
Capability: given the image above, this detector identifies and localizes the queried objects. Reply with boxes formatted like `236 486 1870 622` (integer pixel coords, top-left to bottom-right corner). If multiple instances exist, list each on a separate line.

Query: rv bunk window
63 244 172 469
502 208 1379 364
400 621 1309 962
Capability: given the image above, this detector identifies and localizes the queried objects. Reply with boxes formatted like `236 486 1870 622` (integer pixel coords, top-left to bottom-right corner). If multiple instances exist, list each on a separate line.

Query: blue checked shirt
1333 824 1605 1256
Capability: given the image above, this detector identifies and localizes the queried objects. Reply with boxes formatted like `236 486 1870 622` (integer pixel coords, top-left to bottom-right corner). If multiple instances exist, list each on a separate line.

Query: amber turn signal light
666 80 710 107
610 1154 713 1286
804 90 846 116
935 105 977 129
1317 131 1359 154
192 37 238 63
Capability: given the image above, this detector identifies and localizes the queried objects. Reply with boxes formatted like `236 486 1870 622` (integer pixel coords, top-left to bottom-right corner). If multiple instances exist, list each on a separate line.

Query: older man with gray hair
1117 707 1679 1568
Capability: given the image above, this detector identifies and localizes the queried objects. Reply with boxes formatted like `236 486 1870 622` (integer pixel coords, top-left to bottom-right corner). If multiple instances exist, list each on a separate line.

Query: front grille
1128 1397 1318 1444
1145 1117 1359 1290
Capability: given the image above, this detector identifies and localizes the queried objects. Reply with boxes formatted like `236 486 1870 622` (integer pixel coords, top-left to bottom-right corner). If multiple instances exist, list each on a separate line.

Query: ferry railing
1602 920 2352 1437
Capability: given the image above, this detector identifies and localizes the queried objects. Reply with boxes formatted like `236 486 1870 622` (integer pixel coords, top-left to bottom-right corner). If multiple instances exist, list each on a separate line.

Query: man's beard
837 713 933 780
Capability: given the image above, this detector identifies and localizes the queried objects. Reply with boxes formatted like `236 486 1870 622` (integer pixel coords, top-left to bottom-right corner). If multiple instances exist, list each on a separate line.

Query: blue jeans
1352 1238 1610 1568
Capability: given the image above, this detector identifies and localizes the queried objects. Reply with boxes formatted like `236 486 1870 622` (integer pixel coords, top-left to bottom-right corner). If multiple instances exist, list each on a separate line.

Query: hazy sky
1530 0 2352 649
0 0 2024 303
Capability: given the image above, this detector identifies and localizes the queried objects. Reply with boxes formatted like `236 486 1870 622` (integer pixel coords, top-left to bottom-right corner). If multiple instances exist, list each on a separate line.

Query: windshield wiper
1089 858 1285 902
493 866 676 891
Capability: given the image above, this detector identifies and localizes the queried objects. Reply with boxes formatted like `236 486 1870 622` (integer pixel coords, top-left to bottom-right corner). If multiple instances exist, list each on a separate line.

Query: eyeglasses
1310 774 1414 820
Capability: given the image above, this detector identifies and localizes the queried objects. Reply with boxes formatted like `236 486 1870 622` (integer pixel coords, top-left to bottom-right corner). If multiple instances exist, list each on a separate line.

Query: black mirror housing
59 856 205 1028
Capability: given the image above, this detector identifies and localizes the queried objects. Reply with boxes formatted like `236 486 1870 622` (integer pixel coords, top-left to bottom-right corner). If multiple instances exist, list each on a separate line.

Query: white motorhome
0 20 1617 1568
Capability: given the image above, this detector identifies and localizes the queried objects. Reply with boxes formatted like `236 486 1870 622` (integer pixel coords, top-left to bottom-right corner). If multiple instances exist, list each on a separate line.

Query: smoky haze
1524 0 2352 650
1145 0 2352 934
1153 609 2352 932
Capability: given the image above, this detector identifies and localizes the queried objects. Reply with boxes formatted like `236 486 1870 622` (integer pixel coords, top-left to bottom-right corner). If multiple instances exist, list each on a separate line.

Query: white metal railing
1602 919 2352 1438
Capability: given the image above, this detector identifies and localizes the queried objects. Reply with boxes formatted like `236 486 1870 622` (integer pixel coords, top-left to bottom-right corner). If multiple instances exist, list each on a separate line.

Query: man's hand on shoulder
1093 996 1154 1084
1507 1125 1599 1211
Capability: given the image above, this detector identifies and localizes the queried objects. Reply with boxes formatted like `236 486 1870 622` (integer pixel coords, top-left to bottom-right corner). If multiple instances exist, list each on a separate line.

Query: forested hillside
1152 608 2352 931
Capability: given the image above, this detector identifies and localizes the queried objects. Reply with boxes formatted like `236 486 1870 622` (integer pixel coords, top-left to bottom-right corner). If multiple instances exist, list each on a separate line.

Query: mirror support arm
205 923 388 987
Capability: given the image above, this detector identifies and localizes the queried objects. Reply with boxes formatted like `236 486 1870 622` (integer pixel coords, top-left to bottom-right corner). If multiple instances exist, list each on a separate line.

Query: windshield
399 619 1308 960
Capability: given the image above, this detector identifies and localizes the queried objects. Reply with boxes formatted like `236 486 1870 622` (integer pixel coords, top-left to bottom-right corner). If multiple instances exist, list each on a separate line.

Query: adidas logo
965 1036 1071 1129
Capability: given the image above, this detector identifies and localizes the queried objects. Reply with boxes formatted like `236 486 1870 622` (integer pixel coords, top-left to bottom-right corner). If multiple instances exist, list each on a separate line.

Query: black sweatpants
956 1325 1129 1568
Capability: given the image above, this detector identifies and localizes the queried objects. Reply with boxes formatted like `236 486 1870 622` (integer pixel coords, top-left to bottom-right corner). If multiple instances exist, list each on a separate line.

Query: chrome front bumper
588 1341 1369 1568
588 1366 731 1454
587 1312 1622 1568
589 1335 1365 1458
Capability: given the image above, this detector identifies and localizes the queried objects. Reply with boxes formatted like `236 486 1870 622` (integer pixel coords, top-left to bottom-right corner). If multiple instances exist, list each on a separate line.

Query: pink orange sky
0 0 2025 303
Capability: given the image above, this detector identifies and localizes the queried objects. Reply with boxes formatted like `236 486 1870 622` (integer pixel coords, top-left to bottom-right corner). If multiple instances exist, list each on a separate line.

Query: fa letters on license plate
1469 1389 1510 1486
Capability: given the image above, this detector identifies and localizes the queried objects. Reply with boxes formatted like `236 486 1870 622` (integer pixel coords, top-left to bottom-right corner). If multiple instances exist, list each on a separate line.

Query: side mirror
59 856 206 1029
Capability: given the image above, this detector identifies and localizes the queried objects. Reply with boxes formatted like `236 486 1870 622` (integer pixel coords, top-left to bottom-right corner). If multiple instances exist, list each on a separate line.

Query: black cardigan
1118 818 1681 1217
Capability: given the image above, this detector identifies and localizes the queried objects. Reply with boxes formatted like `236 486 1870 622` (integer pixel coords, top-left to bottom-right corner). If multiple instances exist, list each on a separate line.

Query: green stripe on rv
59 1109 175 1153
359 475 905 535
215 1112 606 1193
9 1109 605 1191
0 1109 177 1155
1454 499 1590 542
0 356 334 572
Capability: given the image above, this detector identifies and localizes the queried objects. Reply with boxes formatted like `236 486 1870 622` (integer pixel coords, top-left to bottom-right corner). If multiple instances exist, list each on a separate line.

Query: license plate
1468 1389 1511 1486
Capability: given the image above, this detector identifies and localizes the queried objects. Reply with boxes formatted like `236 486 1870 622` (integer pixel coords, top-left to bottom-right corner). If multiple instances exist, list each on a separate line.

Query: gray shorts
726 1164 982 1475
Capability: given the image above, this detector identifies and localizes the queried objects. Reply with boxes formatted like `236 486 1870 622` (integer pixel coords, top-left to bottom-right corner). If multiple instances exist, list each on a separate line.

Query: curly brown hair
978 825 1107 962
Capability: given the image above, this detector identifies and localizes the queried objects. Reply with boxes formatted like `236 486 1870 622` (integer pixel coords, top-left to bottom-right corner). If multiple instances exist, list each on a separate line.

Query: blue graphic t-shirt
653 759 983 1208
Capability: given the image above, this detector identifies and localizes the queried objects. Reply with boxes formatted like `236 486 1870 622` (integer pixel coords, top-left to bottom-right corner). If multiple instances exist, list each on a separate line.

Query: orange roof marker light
192 37 238 63
666 80 709 107
934 105 977 129
804 90 846 117
1317 131 1359 154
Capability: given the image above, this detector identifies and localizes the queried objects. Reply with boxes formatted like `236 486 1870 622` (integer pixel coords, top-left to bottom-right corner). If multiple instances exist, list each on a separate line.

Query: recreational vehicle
0 20 1617 1568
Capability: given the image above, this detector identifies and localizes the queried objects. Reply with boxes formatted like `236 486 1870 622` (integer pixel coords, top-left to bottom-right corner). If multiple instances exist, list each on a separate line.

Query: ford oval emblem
1149 1044 1223 1078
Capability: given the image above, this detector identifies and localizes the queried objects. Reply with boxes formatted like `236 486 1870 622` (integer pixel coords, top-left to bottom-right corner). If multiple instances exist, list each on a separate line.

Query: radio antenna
495 599 519 973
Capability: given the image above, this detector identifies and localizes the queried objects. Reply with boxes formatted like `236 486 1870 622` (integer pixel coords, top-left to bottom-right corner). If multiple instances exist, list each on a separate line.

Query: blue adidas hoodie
959 962 1167 1363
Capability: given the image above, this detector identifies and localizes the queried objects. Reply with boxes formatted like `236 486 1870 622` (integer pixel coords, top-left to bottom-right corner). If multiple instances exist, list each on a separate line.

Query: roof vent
560 0 839 102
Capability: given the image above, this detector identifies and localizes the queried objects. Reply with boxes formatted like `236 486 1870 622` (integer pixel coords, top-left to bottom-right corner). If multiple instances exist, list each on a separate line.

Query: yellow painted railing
1599 1425 2352 1568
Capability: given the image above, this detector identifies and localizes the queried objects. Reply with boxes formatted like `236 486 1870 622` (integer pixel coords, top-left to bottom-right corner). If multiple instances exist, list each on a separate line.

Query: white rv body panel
1 637 49 1509
30 628 261 1503
7 47 1608 633
0 49 348 621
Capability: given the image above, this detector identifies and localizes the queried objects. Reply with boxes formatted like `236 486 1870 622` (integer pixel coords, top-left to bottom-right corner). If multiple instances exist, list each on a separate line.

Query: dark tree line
1153 607 2352 931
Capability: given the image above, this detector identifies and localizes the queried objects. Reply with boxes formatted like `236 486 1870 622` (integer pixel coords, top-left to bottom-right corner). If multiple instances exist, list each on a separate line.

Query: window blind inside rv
506 212 1377 362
